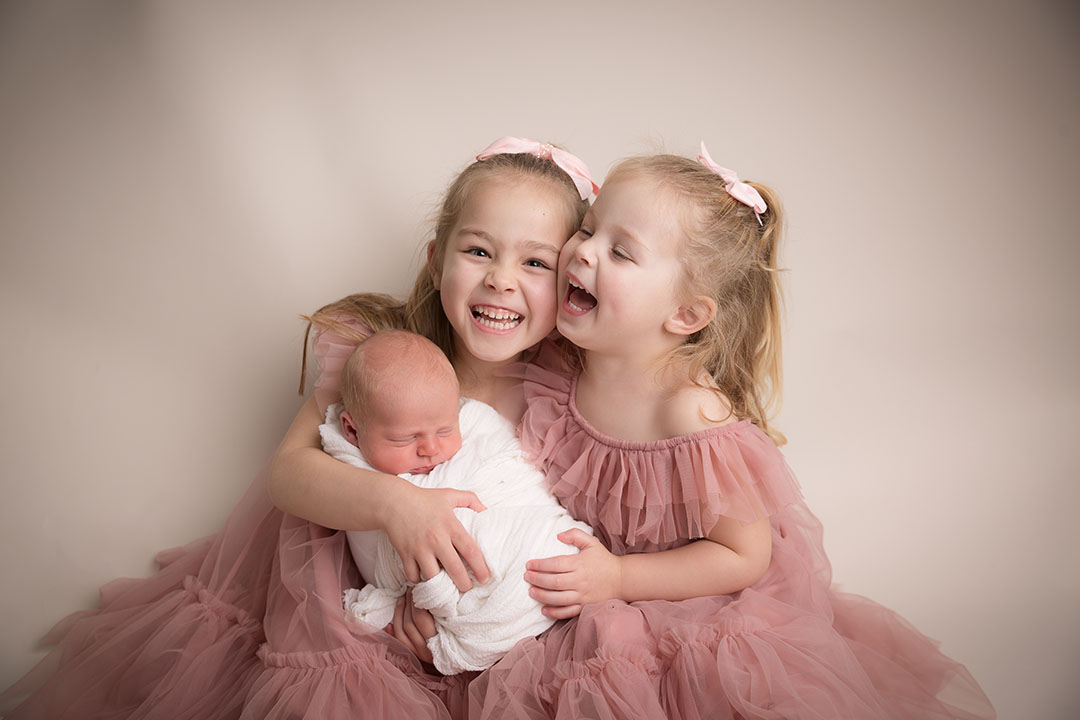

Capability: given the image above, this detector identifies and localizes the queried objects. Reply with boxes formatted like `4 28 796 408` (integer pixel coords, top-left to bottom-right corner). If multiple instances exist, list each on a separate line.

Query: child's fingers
451 489 487 514
523 569 575 591
401 558 422 585
410 545 444 586
390 595 432 663
437 542 474 592
525 553 577 574
452 524 490 585
405 591 437 639
542 603 582 620
418 558 443 585
557 529 596 550
528 585 580 607
402 592 435 663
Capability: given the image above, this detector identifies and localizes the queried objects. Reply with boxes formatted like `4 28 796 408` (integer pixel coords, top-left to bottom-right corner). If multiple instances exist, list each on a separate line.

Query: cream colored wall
1 1 1077 717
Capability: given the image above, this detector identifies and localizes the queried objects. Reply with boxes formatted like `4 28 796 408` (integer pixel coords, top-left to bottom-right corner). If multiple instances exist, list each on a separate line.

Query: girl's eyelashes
610 245 632 262
463 246 552 270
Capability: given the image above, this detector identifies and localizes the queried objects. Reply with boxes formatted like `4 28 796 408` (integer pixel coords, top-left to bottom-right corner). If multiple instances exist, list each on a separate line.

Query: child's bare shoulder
659 382 738 439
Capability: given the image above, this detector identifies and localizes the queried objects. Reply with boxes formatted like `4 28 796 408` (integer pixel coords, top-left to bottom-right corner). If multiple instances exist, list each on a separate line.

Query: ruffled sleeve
311 316 372 416
513 338 576 455
518 361 804 555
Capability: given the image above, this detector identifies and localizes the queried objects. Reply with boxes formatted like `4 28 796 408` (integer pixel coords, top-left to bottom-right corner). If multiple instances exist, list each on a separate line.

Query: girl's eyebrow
589 206 642 249
456 227 493 241
458 228 558 256
610 224 646 252
522 239 560 256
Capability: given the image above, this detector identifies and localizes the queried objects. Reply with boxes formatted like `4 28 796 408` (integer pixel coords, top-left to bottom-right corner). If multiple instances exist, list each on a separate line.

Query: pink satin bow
476 136 599 200
696 142 767 224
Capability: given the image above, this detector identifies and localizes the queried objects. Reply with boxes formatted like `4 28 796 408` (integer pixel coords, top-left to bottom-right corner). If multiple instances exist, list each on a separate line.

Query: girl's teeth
565 279 598 313
473 306 522 329
478 317 519 329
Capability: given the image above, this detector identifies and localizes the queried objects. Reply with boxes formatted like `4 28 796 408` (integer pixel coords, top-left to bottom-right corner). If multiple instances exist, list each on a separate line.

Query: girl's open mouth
564 277 597 315
470 305 523 331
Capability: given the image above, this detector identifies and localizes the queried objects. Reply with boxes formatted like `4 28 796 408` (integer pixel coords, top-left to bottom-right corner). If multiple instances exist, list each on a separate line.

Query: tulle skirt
469 589 995 720
0 463 472 720
1 469 995 720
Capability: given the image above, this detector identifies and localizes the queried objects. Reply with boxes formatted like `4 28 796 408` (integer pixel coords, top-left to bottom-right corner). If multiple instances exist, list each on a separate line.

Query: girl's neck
453 350 522 406
574 349 685 441
580 351 668 394
578 340 688 394
575 345 733 442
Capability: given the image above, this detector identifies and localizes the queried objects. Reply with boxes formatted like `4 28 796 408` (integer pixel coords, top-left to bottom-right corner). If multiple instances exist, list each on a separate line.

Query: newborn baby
320 330 591 674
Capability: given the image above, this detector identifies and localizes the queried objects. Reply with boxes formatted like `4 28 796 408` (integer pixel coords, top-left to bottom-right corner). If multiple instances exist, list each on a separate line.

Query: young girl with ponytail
472 145 996 719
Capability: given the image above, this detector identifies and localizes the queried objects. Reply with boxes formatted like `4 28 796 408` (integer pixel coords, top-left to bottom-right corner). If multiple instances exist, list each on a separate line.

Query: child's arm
524 516 772 619
268 396 491 591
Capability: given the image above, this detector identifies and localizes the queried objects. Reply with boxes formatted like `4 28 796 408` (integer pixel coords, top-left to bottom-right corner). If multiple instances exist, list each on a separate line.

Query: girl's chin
556 308 588 328
455 317 556 363
458 332 530 364
555 317 590 348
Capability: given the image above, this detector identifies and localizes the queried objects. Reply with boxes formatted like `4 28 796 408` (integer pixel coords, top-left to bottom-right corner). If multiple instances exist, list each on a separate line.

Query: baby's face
356 387 463 475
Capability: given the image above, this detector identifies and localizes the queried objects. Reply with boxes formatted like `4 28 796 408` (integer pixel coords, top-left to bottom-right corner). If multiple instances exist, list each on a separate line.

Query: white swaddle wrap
321 399 592 675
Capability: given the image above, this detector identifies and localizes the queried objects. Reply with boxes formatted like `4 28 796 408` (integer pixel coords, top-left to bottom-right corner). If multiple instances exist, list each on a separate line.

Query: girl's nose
572 236 596 266
485 264 516 292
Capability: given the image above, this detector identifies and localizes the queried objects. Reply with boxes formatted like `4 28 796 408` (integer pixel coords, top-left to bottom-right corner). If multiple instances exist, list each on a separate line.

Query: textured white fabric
322 399 592 674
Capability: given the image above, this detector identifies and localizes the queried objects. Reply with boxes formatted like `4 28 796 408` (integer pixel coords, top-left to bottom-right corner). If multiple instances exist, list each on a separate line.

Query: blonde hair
298 149 589 390
339 330 458 429
608 154 786 445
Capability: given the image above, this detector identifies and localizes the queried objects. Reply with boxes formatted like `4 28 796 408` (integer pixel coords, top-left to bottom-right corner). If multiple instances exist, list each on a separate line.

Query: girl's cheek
539 276 561 308
521 272 554 299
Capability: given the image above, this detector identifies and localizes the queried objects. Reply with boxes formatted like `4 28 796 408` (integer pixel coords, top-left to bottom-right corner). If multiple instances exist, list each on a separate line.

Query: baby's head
339 330 463 475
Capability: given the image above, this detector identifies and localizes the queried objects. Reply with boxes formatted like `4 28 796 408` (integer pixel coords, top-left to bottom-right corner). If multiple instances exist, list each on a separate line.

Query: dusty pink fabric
1 326 995 719
468 343 997 719
0 319 472 719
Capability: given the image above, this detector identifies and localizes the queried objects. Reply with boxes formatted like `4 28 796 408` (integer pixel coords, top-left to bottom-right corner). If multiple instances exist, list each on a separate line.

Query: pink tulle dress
0 322 475 719
1 321 995 720
465 348 997 719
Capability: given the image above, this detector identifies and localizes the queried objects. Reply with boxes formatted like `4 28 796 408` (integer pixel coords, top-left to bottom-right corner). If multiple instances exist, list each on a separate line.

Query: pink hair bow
476 136 599 200
696 142 767 225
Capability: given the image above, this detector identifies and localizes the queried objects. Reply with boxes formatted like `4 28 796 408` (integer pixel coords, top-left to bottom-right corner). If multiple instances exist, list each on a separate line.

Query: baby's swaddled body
320 398 591 674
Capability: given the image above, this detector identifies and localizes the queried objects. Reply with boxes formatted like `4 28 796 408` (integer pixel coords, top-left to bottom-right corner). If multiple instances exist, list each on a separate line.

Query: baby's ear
427 241 441 290
340 410 360 446
664 296 716 337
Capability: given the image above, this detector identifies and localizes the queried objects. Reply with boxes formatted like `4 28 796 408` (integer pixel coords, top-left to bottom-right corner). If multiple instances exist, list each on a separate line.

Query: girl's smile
435 176 571 364
557 175 689 355
470 304 523 332
562 272 597 316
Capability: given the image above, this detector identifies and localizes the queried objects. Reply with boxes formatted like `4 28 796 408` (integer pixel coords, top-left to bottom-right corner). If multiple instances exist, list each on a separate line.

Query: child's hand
386 588 436 665
384 484 490 592
523 529 622 619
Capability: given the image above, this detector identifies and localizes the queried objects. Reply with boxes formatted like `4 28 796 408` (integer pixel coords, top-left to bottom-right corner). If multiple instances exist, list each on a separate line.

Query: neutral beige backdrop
2 1 1077 717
